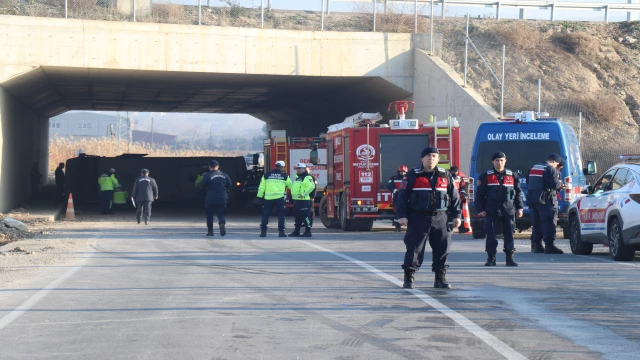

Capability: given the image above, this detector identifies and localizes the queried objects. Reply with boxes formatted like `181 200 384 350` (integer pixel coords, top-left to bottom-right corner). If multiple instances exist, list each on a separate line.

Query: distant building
49 112 118 140
132 130 177 147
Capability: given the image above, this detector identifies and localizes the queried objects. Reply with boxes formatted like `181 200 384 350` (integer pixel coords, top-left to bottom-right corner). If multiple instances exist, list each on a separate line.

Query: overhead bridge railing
343 0 640 23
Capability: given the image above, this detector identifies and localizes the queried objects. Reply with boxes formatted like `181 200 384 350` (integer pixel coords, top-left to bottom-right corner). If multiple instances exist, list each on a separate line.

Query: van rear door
474 123 562 213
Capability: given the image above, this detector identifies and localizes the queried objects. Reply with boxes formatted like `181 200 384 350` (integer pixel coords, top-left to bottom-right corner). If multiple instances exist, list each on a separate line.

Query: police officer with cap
527 153 566 254
256 160 292 237
201 160 232 237
476 152 524 266
132 168 159 225
289 163 315 237
397 147 461 289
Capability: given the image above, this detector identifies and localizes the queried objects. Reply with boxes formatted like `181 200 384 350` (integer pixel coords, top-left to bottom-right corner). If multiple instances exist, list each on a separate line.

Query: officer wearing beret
476 152 524 267
527 153 566 254
397 147 462 289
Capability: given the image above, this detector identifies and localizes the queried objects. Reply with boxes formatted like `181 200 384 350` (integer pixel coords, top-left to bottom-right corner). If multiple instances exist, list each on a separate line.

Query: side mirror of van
310 150 319 165
252 153 260 166
583 161 597 176
581 185 592 195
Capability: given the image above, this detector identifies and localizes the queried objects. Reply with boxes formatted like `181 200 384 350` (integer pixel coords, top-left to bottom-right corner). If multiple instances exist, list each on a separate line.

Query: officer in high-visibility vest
255 160 292 237
387 165 408 232
98 168 120 214
475 152 524 267
527 153 566 254
397 147 461 289
289 163 316 238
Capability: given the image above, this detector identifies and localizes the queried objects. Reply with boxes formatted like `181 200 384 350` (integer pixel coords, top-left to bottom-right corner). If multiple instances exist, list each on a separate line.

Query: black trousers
206 204 227 230
309 200 314 227
530 203 558 245
484 215 515 254
392 192 399 223
99 190 114 214
136 201 152 221
402 212 451 273
293 200 311 229
260 197 286 232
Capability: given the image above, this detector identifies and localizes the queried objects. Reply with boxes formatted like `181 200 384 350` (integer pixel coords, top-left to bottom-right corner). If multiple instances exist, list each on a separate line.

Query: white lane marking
0 248 95 330
299 240 528 360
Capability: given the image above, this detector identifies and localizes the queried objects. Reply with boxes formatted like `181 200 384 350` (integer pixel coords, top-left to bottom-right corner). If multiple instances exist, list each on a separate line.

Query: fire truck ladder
433 115 453 170
275 137 287 163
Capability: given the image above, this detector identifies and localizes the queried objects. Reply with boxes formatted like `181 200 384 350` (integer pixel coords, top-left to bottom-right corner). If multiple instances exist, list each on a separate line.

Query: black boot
484 253 497 266
145 219 148 225
289 227 301 237
434 270 452 289
219 224 226 237
206 229 214 237
278 231 287 238
394 222 401 232
137 217 141 224
544 242 564 254
259 229 267 237
300 228 312 237
531 242 545 253
505 250 518 267
403 270 415 289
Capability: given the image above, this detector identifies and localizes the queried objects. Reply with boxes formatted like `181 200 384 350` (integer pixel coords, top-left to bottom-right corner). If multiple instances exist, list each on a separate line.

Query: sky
181 0 639 22
54 111 265 139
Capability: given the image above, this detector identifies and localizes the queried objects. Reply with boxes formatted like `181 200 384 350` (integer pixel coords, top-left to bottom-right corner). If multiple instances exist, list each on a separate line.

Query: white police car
568 155 640 261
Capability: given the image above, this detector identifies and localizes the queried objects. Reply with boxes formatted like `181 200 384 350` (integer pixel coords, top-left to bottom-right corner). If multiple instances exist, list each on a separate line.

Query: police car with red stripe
568 155 640 261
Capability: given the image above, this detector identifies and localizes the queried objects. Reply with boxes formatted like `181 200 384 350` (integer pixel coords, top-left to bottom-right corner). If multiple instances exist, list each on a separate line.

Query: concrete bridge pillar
111 0 152 18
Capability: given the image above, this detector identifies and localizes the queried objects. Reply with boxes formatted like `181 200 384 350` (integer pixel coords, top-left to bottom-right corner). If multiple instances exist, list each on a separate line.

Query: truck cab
468 111 592 239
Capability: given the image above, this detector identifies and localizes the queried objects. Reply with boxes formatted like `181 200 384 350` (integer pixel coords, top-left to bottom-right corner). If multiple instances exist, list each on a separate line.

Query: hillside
436 19 640 170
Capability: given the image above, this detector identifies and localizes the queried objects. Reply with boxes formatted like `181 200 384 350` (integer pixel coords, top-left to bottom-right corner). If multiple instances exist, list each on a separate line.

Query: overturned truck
65 154 247 209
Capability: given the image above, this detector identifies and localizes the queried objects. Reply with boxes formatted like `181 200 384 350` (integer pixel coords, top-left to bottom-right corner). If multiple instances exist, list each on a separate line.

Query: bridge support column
629 0 638 21
519 8 527 20
0 86 49 212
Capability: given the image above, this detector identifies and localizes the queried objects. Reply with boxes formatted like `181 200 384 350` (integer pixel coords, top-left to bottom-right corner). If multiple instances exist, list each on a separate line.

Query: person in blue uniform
475 152 524 267
526 153 566 254
397 147 462 289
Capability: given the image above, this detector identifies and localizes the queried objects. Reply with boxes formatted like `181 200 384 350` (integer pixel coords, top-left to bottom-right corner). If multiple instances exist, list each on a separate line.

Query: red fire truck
263 131 328 212
314 101 461 231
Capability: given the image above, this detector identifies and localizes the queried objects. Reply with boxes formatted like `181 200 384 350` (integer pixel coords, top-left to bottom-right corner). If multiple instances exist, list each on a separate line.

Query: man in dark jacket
201 160 232 237
132 169 159 225
527 153 566 254
475 152 524 267
55 163 66 198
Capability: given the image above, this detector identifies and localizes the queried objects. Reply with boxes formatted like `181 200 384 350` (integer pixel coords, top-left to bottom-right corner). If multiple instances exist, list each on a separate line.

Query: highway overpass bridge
0 15 497 212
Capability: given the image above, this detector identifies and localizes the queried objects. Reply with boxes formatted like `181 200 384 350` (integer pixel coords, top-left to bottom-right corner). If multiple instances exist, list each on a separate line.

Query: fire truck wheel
320 196 340 229
472 225 486 239
340 195 353 231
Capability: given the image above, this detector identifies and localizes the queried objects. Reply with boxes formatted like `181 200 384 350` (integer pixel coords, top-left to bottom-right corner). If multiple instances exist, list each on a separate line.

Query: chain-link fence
437 16 640 177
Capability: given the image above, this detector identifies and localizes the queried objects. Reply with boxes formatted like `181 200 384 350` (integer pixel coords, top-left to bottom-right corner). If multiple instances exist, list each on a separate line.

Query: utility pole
208 120 212 150
117 114 121 155
151 117 154 148
128 112 133 153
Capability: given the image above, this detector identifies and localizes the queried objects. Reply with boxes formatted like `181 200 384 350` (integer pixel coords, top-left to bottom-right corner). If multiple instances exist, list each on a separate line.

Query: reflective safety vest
98 173 117 191
257 169 292 200
291 172 315 201
408 167 450 212
486 169 516 203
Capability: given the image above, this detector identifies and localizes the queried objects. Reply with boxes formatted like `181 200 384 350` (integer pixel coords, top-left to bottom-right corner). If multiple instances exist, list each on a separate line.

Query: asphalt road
2 210 640 360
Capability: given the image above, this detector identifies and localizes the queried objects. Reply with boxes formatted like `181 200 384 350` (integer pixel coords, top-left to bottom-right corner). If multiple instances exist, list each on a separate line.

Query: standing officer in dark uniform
397 147 461 289
201 160 232 237
132 169 159 225
387 165 408 232
475 152 524 267
527 153 566 254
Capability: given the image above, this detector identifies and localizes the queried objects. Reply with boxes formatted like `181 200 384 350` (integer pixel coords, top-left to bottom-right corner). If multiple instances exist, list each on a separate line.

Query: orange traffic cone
64 193 77 221
460 202 472 234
